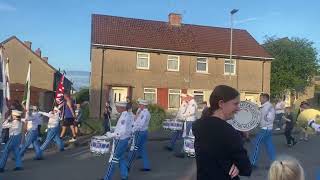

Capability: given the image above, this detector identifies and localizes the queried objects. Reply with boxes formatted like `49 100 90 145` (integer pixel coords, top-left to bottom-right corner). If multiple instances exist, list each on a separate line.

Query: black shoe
33 157 44 160
293 140 298 146
13 167 23 171
0 168 4 173
140 168 151 172
164 146 173 151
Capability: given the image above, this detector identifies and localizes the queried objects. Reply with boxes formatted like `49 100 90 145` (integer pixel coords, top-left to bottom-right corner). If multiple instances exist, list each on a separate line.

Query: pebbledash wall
90 48 271 118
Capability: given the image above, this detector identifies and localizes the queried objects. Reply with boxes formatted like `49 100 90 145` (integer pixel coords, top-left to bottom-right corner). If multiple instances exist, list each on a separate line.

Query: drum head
227 101 261 131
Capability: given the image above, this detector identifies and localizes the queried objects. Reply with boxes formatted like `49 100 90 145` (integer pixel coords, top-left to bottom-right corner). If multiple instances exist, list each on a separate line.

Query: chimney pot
169 13 182 26
35 48 41 57
43 57 48 63
24 41 32 49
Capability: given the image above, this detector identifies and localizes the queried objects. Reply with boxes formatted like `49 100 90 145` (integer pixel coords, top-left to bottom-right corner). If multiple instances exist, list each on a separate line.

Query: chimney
168 13 182 26
42 57 48 63
24 41 32 49
35 48 41 57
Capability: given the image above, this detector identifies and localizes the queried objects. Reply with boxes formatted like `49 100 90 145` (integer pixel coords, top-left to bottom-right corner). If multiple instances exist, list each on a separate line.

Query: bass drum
227 101 261 131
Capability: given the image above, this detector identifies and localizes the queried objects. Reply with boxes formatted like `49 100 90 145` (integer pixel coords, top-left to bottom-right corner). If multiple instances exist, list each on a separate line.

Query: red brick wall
157 88 168 109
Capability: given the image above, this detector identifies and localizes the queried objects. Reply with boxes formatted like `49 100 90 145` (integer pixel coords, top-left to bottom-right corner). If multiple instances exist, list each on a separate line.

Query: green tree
263 37 319 100
74 88 89 104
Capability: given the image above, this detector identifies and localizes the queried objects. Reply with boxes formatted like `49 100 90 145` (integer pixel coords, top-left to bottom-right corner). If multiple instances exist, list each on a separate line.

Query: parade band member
193 85 252 179
0 110 23 172
19 106 42 160
251 93 276 168
128 99 151 171
39 107 64 156
165 93 188 151
308 118 320 132
102 101 133 180
176 94 197 158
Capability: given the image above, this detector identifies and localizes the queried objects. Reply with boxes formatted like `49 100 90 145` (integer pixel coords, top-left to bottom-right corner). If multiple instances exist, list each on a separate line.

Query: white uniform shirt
39 111 60 128
113 111 134 140
176 101 188 120
8 119 23 136
185 99 198 122
259 101 275 130
275 101 285 114
133 108 151 132
24 113 42 131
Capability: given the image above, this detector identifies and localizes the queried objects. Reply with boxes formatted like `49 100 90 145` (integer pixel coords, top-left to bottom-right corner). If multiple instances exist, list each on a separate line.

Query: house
90 13 273 118
0 36 72 111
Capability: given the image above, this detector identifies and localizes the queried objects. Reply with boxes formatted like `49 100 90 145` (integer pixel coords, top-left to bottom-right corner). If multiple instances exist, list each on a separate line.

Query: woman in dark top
193 85 252 180
103 101 112 133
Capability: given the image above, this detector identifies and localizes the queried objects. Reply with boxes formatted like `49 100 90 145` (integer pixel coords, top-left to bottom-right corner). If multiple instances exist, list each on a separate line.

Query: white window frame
193 90 205 108
224 59 236 75
144 88 157 104
196 57 208 73
167 55 180 72
136 52 150 70
168 89 181 109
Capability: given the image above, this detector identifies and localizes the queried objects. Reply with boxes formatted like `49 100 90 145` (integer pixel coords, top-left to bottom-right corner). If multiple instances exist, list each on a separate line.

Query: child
0 110 23 172
268 156 304 180
282 107 297 147
74 104 83 136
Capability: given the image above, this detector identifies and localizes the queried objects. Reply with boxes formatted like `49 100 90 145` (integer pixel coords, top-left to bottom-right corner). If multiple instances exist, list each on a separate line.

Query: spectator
60 94 77 142
282 107 297 147
126 96 133 112
193 85 252 180
103 101 112 133
268 156 304 180
74 104 83 136
275 96 286 130
200 101 208 118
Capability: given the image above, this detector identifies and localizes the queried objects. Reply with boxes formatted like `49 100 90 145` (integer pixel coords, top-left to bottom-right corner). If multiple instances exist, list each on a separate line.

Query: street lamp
229 9 239 82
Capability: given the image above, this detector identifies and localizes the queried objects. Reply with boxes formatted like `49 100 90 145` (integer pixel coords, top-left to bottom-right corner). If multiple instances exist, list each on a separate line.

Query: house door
110 87 128 113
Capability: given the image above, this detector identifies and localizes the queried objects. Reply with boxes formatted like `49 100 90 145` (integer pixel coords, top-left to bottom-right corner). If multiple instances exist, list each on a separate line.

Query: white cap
12 110 23 116
180 93 187 98
30 105 37 110
138 99 149 105
115 101 127 107
53 106 60 112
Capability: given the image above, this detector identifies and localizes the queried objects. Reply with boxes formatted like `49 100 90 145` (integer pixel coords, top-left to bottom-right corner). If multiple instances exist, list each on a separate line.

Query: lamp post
229 9 238 83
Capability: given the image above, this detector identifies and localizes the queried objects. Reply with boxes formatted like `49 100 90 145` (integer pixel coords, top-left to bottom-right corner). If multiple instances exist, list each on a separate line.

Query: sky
1 0 319 71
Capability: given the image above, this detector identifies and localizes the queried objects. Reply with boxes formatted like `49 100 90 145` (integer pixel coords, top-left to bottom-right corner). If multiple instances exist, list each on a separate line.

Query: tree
74 88 89 104
263 36 319 100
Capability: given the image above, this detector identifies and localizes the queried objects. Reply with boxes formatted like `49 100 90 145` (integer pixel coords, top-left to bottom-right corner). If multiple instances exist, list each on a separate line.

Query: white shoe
275 128 281 131
69 138 77 142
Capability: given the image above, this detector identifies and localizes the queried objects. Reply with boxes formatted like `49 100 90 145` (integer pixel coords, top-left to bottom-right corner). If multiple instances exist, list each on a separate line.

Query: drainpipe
262 60 265 93
99 49 105 120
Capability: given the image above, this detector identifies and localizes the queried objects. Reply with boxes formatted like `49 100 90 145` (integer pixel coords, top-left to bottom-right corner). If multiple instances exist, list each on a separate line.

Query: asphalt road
1 133 320 180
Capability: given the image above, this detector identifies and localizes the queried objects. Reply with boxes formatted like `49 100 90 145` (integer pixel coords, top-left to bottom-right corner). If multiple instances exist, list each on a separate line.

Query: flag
22 63 31 111
55 74 65 108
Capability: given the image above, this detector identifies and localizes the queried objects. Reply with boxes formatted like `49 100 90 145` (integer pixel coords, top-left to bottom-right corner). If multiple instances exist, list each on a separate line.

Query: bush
74 88 89 104
148 104 166 132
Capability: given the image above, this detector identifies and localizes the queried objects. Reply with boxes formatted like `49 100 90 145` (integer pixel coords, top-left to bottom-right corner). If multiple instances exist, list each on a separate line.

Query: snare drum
162 119 171 129
169 120 184 131
90 136 111 155
183 136 195 155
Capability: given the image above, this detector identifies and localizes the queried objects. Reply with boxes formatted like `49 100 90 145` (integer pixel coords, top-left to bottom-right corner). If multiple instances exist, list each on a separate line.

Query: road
1 133 320 180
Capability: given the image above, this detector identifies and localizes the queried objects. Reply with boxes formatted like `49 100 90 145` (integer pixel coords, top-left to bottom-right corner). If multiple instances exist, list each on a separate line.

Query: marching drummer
0 110 24 172
102 101 133 180
165 93 188 151
128 99 151 172
38 106 64 157
176 94 197 158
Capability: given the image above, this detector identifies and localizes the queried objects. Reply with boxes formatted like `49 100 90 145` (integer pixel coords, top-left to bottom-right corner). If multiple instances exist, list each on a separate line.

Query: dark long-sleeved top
193 116 252 180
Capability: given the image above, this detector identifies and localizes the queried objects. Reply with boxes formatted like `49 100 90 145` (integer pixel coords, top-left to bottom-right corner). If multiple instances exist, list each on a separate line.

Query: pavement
1 128 320 180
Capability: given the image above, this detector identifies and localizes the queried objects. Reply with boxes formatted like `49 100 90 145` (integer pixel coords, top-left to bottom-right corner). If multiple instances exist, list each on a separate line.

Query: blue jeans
128 131 150 170
251 129 276 166
104 138 129 180
19 130 42 159
40 126 64 152
0 134 22 169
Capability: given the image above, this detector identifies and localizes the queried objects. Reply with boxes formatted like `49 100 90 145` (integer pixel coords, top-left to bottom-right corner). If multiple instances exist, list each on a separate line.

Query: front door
110 87 128 113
